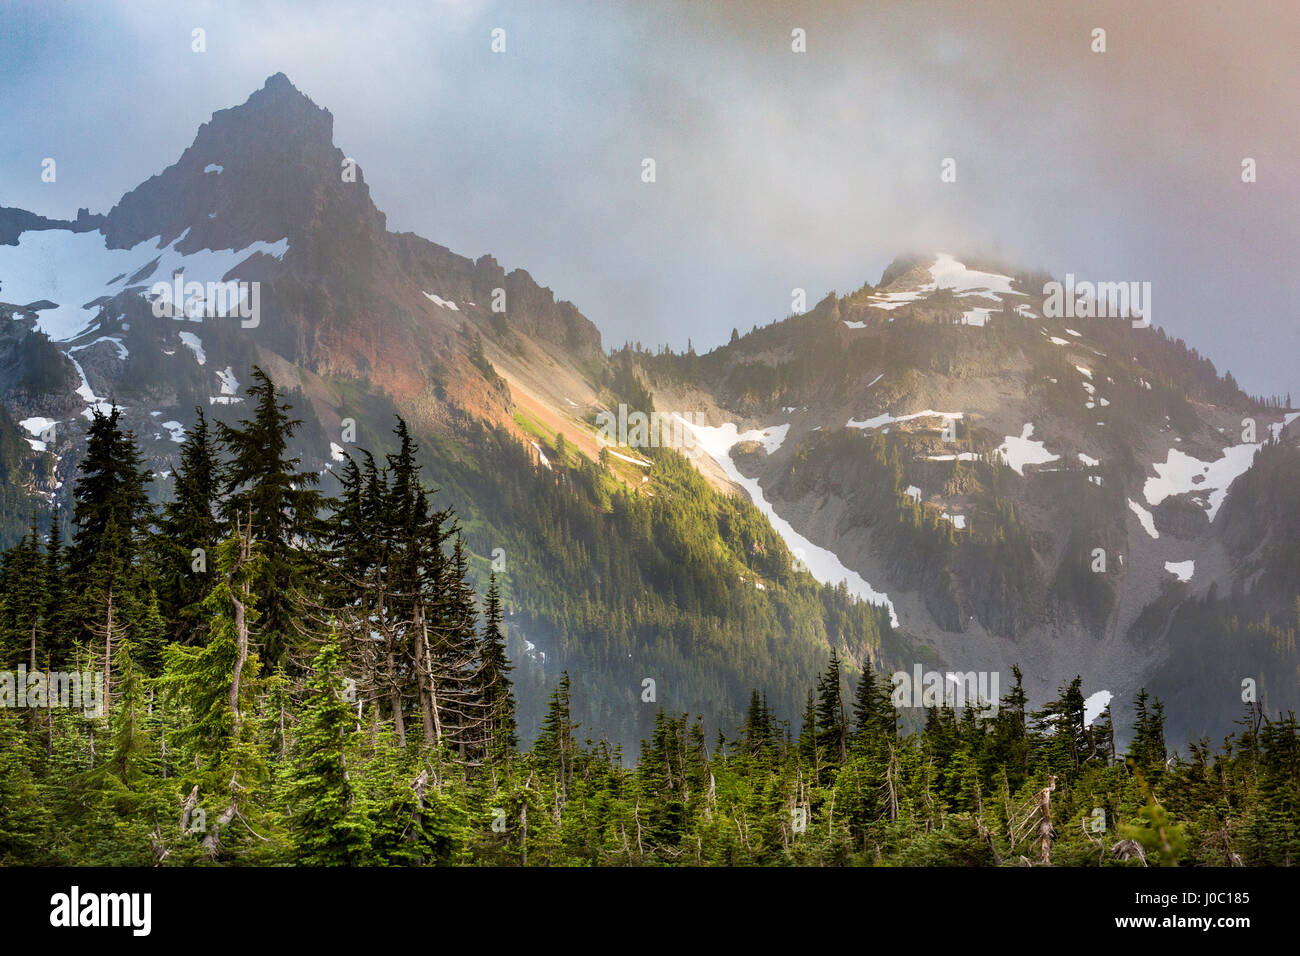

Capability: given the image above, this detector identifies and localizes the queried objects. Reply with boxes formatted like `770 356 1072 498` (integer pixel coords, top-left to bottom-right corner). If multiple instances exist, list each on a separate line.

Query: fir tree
478 573 517 755
285 635 371 865
216 368 320 665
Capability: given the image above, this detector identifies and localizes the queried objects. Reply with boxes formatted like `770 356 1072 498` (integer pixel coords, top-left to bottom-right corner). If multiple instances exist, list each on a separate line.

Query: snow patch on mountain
680 417 898 626
70 336 129 360
66 352 114 419
1084 690 1113 726
216 366 239 395
1142 428 1296 522
1128 499 1159 539
1164 560 1195 582
178 332 206 365
995 424 1059 475
19 417 58 437
0 227 286 341
847 409 963 431
929 253 1018 298
606 448 653 467
423 292 460 311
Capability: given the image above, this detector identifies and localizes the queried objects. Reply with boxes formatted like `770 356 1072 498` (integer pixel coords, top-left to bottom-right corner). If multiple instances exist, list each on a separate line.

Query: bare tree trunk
410 769 428 842
103 588 114 715
202 803 238 858
180 785 199 833
386 631 405 747
228 519 253 732
413 606 442 747
229 586 248 729
1038 775 1057 865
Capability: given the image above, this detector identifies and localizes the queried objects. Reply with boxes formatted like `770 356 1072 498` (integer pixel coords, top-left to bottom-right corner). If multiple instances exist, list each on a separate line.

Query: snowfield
1142 419 1299 523
928 253 1018 298
679 417 898 626
1164 560 1195 583
0 226 287 341
863 253 1021 313
19 417 58 437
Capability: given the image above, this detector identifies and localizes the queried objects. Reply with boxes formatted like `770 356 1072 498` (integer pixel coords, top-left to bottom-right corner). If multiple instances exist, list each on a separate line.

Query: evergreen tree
815 651 848 765
216 368 320 665
159 407 221 642
70 407 152 582
285 635 371 865
478 574 517 755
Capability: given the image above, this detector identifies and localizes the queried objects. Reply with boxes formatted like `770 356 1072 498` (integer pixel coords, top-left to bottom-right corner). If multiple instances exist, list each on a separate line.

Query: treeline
3 634 1298 864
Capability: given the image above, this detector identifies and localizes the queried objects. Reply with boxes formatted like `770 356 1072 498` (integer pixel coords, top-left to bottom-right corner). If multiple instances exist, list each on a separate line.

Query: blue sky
3 0 1298 398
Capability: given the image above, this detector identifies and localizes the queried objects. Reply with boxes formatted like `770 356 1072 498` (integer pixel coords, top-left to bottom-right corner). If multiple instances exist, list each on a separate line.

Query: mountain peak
262 71 298 93
100 73 383 253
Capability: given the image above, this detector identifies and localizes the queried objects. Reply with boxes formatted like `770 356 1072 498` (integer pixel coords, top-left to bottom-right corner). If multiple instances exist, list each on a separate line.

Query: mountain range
2 74 1296 751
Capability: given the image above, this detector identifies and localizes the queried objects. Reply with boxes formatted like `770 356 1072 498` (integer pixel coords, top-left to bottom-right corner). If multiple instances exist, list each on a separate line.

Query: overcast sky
3 0 1298 397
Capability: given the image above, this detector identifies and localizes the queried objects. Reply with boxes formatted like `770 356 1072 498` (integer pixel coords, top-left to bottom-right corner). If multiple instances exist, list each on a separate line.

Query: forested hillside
1 367 1296 866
